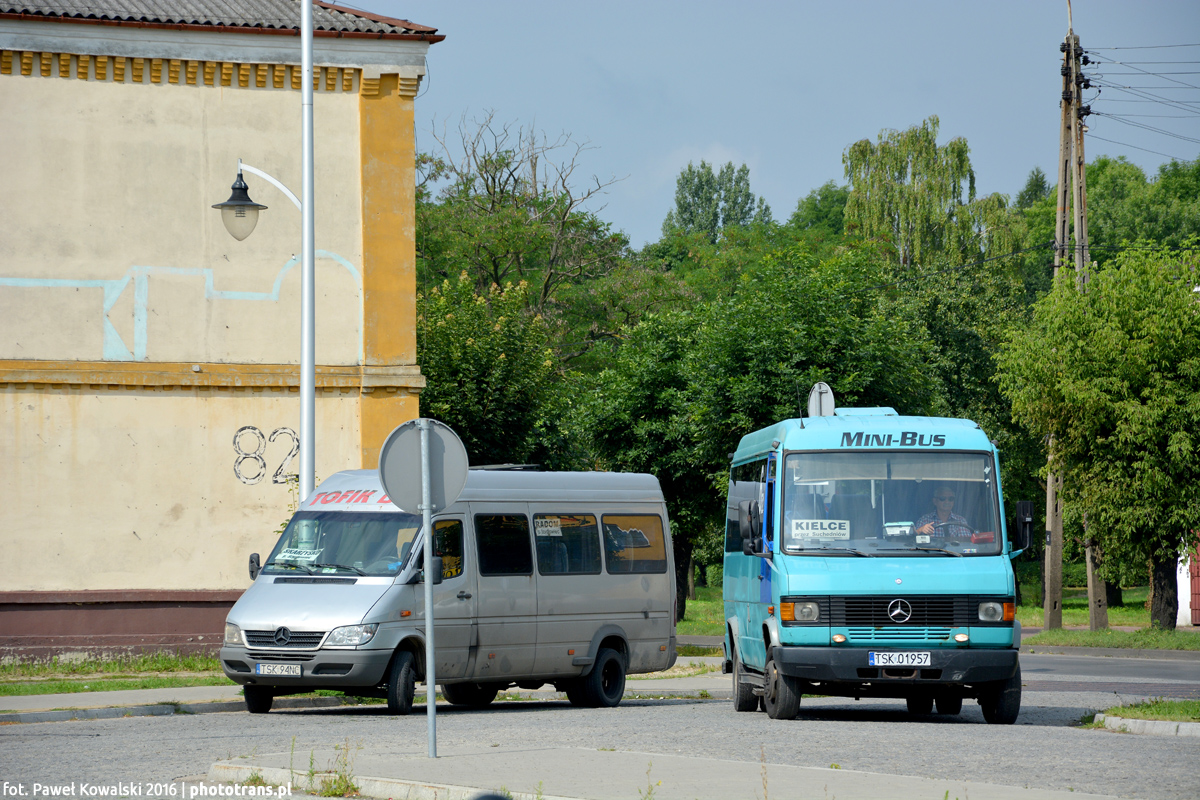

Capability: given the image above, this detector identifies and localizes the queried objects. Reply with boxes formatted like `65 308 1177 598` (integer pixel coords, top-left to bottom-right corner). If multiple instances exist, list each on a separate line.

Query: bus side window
603 515 667 574
475 515 533 575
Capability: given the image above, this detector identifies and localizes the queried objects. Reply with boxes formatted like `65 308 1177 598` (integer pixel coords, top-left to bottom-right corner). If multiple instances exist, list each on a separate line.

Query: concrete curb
1094 713 1200 737
208 761 578 800
1022 645 1200 661
0 690 723 725
0 695 347 724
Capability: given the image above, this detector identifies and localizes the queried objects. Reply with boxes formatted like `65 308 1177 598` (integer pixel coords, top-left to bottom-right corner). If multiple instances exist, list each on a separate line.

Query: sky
353 1 1200 247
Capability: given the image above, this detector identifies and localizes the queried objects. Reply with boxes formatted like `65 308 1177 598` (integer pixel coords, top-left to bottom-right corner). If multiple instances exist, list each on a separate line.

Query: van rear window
602 515 667 574
475 515 533 575
534 514 602 575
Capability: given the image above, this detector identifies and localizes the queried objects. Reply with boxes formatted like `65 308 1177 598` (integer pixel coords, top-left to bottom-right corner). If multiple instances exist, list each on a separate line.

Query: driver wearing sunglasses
915 486 972 538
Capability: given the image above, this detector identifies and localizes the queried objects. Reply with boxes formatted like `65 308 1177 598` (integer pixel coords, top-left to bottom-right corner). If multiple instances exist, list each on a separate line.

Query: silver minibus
220 469 677 713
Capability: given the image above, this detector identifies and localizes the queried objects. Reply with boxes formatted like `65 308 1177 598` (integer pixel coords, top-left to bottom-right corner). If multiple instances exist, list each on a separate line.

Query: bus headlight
978 602 1004 622
326 623 379 646
224 623 244 646
781 601 819 622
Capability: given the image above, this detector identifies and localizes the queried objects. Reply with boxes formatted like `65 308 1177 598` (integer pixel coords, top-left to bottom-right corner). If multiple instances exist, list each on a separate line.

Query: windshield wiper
309 563 366 575
880 546 963 557
802 547 871 557
263 560 313 574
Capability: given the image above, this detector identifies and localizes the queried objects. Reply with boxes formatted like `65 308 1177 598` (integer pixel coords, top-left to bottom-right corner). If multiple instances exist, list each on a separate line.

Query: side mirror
429 556 444 585
739 500 763 555
1014 501 1033 551
248 553 261 580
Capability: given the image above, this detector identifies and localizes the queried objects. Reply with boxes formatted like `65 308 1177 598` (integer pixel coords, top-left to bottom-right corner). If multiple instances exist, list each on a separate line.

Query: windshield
264 510 422 577
782 451 1002 556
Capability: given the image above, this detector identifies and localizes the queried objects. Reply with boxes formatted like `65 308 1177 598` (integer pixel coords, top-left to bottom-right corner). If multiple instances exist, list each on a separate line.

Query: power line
1091 112 1200 146
1085 133 1189 161
1088 54 1200 91
1089 43 1200 50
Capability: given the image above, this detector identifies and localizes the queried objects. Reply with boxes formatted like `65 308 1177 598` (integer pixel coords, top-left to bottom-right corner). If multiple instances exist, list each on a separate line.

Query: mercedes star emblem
887 599 913 624
273 626 292 645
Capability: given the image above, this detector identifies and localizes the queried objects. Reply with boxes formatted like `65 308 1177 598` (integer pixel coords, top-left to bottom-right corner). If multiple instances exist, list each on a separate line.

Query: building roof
0 0 443 41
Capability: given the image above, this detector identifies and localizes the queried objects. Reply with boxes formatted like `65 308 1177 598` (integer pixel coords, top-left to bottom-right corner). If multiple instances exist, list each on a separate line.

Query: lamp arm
238 159 302 211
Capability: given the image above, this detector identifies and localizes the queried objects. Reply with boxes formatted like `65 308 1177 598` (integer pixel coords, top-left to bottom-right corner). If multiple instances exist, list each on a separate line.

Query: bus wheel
731 647 757 712
906 693 933 715
935 691 963 715
243 685 273 714
581 647 625 708
562 679 588 707
442 682 498 707
386 651 417 715
980 663 1021 725
762 657 800 720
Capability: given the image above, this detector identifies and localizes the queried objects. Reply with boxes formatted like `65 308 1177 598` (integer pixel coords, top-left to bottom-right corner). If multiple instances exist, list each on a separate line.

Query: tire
562 679 588 707
243 685 273 714
935 691 963 716
762 657 800 720
386 650 417 715
906 693 934 715
442 682 498 707
980 663 1021 725
580 647 625 708
732 647 758 712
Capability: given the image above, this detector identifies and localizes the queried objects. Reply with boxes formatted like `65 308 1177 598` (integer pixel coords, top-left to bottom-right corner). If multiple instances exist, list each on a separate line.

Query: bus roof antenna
806 382 836 418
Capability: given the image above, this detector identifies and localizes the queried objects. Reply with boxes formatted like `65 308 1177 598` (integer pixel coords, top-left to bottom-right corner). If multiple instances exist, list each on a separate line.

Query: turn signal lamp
954 633 970 643
1003 602 1015 622
832 634 847 644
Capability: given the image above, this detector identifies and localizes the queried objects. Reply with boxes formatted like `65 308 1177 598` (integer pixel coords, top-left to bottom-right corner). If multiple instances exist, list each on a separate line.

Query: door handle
457 591 472 600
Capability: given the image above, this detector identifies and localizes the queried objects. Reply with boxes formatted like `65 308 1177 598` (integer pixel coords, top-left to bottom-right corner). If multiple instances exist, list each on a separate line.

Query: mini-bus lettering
840 432 946 447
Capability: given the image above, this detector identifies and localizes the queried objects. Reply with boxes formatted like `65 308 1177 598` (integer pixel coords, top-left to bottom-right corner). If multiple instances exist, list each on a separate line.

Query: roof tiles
0 0 439 37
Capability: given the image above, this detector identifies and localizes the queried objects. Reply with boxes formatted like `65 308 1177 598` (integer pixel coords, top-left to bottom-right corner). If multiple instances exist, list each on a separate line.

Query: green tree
662 160 772 243
418 273 575 467
789 180 850 239
1015 167 1051 210
842 116 1017 267
996 243 1200 629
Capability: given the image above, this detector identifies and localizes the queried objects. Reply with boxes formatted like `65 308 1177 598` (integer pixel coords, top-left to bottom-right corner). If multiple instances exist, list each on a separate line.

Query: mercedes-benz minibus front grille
244 630 326 649
832 596 967 627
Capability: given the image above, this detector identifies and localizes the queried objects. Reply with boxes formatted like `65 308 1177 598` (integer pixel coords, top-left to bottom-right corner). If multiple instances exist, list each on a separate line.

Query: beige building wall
0 17 435 645
3 384 360 591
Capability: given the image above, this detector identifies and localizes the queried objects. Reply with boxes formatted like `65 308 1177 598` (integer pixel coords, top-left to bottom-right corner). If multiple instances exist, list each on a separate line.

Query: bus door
469 506 538 680
742 452 777 668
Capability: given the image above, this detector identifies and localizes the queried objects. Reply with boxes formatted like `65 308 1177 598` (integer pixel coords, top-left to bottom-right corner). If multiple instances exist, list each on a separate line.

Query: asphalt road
2 650 1197 800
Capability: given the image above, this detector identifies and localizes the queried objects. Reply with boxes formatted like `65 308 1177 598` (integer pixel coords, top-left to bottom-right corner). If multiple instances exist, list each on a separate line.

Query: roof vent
806 382 836 418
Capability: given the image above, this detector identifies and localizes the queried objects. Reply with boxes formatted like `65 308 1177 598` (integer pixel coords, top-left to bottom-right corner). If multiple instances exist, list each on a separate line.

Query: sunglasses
935 496 955 502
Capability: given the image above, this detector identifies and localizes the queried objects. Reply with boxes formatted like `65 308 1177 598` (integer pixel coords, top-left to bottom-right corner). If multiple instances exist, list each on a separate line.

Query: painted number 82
233 426 299 485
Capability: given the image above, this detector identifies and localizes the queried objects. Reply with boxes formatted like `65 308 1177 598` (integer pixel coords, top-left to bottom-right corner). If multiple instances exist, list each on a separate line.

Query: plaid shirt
915 511 971 539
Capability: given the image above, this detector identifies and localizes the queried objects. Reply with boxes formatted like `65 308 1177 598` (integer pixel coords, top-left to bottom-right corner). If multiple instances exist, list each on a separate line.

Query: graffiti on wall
0 251 361 361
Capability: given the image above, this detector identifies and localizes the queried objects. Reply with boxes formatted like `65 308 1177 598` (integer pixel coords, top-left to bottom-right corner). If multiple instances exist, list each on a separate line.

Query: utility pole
1045 7 1107 632
1066 26 1108 631
1044 29 1074 632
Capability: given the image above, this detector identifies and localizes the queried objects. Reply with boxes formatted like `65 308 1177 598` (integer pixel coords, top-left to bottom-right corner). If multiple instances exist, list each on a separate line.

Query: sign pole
419 418 437 757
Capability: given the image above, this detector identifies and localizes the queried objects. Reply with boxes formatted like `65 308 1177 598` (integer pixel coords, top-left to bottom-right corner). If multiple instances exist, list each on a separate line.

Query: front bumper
772 645 1017 687
220 645 393 689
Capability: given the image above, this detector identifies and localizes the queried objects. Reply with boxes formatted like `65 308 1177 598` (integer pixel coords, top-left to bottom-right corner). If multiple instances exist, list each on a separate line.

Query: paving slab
209 744 1119 800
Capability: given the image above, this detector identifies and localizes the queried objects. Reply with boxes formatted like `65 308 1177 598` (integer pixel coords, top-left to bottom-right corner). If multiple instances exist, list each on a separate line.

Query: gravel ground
0 687 1193 800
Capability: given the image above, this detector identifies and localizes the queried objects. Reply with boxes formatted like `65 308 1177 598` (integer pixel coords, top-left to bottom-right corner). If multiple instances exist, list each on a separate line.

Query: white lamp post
212 0 317 502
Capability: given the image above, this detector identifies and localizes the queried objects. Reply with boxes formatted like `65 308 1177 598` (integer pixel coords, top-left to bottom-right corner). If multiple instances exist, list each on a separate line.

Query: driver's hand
917 523 934 534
